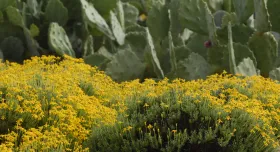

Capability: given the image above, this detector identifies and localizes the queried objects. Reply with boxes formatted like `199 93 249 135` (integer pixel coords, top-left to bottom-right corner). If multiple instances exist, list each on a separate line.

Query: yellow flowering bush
0 55 280 151
88 74 280 151
0 55 120 151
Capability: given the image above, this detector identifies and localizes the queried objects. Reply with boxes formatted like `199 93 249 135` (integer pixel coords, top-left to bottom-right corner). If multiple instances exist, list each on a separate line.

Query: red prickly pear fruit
204 40 212 48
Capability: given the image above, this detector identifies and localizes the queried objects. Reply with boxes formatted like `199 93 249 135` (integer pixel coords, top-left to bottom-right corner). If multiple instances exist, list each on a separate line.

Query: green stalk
228 21 237 74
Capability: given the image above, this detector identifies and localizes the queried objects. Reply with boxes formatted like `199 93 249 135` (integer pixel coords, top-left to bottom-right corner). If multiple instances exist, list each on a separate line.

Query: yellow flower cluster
119 73 280 148
0 56 119 151
0 55 280 150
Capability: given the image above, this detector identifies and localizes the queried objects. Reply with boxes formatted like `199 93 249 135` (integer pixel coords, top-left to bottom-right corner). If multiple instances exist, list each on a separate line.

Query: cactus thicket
0 0 280 82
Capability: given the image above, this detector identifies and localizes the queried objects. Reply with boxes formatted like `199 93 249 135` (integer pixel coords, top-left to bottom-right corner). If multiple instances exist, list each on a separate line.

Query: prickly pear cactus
84 54 110 70
0 12 3 23
80 0 114 40
168 32 177 73
236 58 258 76
96 46 114 60
0 0 16 11
227 22 237 74
207 44 227 73
91 0 117 21
186 33 208 59
269 67 280 82
116 0 125 29
145 27 164 79
48 23 75 57
267 0 280 34
204 0 223 13
6 6 24 27
0 36 25 63
223 43 257 70
177 0 217 43
105 44 146 82
232 0 254 23
5 5 40 57
0 50 3 62
248 32 278 77
45 0 68 26
82 35 94 57
29 24 40 38
213 10 227 28
178 0 210 35
110 11 125 45
26 0 40 18
125 24 146 33
122 2 139 27
146 2 170 42
175 52 211 80
221 12 238 28
173 45 191 62
125 32 147 61
169 0 184 40
254 0 271 33
217 24 254 45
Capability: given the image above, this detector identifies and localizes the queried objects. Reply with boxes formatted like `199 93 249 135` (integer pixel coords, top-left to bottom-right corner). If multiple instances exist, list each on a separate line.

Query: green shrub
86 75 280 152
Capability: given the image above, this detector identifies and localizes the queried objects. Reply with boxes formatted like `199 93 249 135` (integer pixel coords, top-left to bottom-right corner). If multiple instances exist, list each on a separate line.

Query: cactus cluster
1 0 280 82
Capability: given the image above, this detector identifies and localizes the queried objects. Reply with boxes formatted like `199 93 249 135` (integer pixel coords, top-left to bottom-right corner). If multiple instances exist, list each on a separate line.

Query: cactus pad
269 67 280 81
146 2 170 42
145 27 164 79
0 0 15 11
125 32 147 61
176 52 211 80
110 11 125 45
6 6 24 27
84 54 110 70
0 36 25 63
267 0 280 34
248 32 278 77
178 0 216 43
105 44 146 82
48 22 75 57
254 0 271 33
236 58 258 76
233 0 254 23
122 2 139 27
82 35 94 57
0 50 3 62
45 0 68 26
80 0 114 40
116 0 125 29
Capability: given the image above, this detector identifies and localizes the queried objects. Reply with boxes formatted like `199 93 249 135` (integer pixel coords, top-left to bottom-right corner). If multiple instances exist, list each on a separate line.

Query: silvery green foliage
175 52 211 80
248 32 278 77
233 0 254 23
26 0 41 18
236 58 258 76
83 35 94 57
145 27 165 79
254 0 271 33
116 0 125 29
80 0 114 39
110 11 126 45
269 67 280 81
2 0 280 84
48 23 75 57
122 2 139 27
105 44 146 82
